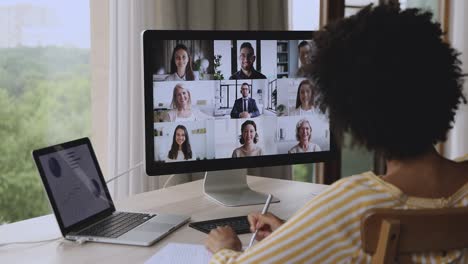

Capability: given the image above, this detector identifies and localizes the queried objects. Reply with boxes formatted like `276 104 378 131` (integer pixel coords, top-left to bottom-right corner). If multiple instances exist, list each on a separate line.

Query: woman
164 43 198 81
167 125 192 161
232 120 264 158
289 79 318 116
163 83 212 122
206 5 468 263
288 119 321 153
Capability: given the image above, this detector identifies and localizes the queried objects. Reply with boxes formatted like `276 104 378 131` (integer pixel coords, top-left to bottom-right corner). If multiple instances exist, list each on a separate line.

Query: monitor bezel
143 30 336 176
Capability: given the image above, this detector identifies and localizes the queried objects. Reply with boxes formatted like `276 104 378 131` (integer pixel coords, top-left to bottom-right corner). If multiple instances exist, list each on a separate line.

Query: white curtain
107 0 289 200
446 0 468 159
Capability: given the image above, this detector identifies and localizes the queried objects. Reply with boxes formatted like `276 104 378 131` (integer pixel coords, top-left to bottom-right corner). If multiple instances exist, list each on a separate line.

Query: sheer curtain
103 0 290 200
446 0 468 159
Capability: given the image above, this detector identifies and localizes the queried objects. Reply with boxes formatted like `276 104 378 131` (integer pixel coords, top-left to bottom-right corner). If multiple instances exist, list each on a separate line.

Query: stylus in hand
247 194 273 249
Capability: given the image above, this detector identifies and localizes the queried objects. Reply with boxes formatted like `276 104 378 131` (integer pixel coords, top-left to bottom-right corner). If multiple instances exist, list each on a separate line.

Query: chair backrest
361 207 468 264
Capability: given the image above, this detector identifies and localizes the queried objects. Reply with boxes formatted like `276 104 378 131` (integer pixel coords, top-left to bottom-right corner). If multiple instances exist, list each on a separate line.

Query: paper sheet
145 243 212 264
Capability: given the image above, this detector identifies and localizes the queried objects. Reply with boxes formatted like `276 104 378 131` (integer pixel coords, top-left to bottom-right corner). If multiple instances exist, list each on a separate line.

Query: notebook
32 137 190 246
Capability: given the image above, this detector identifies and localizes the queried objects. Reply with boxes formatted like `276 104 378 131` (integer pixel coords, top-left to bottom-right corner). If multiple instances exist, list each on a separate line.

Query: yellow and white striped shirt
210 158 468 264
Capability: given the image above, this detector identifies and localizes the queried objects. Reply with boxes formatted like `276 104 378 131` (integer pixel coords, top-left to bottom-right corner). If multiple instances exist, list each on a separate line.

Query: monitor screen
143 31 334 176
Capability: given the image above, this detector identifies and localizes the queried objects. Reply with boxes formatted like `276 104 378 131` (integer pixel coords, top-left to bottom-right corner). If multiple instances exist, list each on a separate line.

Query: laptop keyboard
189 216 251 234
78 212 154 238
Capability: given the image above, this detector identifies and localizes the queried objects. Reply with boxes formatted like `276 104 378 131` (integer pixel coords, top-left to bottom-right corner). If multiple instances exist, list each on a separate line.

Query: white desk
0 176 327 264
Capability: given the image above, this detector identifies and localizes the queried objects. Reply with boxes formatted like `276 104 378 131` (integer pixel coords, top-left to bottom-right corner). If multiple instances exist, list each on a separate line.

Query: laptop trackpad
135 222 173 233
118 222 171 243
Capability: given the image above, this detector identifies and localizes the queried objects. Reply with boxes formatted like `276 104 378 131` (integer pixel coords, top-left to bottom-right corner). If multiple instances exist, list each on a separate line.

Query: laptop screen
35 140 113 229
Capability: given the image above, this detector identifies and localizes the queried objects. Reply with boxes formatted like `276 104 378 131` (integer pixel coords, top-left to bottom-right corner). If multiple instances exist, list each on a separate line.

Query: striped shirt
210 155 468 264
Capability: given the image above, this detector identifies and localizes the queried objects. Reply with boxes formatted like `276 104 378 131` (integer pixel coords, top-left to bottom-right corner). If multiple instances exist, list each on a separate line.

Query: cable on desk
162 174 176 189
0 237 61 247
105 162 144 184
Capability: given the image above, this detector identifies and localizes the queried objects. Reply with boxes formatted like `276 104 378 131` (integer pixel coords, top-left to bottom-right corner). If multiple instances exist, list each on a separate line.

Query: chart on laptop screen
148 38 330 165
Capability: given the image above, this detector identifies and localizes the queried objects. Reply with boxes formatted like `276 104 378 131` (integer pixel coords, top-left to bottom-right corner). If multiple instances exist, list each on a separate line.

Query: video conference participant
290 79 318 116
166 125 192 161
230 83 260 119
296 40 316 77
229 42 267 80
288 119 321 153
163 83 213 122
205 5 468 263
165 44 198 81
232 120 264 158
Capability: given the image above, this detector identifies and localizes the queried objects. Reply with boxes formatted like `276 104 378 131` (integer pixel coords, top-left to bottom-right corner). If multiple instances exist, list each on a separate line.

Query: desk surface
0 176 327 264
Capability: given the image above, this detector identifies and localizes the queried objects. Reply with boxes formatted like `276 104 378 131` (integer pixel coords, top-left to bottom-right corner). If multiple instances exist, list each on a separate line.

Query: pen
247 194 273 249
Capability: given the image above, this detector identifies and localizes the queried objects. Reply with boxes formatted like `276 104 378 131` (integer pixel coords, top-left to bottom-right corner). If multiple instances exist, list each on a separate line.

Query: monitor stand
203 169 280 207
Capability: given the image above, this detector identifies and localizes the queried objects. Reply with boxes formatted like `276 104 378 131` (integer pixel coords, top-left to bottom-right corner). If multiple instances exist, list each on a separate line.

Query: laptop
32 137 190 246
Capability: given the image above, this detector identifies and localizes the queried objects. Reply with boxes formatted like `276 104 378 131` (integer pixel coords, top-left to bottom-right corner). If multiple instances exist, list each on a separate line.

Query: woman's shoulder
289 108 300 116
163 109 176 121
192 108 214 119
255 145 264 154
164 73 177 81
289 144 299 153
232 147 242 157
310 142 321 151
454 154 468 162
330 172 399 196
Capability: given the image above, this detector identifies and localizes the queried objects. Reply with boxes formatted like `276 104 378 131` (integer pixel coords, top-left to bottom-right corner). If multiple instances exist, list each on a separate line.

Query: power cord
0 162 144 247
105 162 144 184
162 174 176 189
0 237 61 247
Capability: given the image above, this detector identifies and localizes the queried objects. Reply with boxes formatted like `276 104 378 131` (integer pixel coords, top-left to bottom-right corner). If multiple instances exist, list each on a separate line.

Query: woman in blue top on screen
289 79 319 116
166 125 192 161
164 44 198 81
232 120 264 158
163 83 212 122
288 119 321 154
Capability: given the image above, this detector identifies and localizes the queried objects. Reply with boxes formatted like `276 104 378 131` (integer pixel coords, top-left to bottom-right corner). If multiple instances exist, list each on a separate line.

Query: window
289 0 320 31
0 0 91 224
345 0 379 17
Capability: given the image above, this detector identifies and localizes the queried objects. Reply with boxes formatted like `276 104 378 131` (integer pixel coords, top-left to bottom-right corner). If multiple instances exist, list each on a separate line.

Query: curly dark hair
239 120 259 145
312 4 466 160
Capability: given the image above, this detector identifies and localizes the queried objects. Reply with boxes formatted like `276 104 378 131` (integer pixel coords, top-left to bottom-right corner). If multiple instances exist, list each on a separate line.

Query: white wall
447 0 468 159
213 40 231 80
289 0 320 30
260 40 277 79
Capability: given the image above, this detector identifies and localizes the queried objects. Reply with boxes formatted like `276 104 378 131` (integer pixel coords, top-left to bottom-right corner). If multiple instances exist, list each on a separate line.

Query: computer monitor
142 30 334 206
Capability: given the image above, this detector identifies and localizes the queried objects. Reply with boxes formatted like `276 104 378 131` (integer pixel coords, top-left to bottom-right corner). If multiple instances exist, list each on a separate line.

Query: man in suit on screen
230 83 260 118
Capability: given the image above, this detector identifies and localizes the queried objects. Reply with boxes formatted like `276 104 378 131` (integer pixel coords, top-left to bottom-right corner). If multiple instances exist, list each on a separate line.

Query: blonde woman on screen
163 83 212 122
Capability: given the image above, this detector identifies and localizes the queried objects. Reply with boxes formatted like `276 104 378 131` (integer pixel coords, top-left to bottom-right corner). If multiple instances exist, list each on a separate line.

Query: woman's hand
248 212 285 241
205 226 242 253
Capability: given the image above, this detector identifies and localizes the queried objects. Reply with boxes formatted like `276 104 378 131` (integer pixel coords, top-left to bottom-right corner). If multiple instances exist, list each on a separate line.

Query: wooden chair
361 207 468 264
